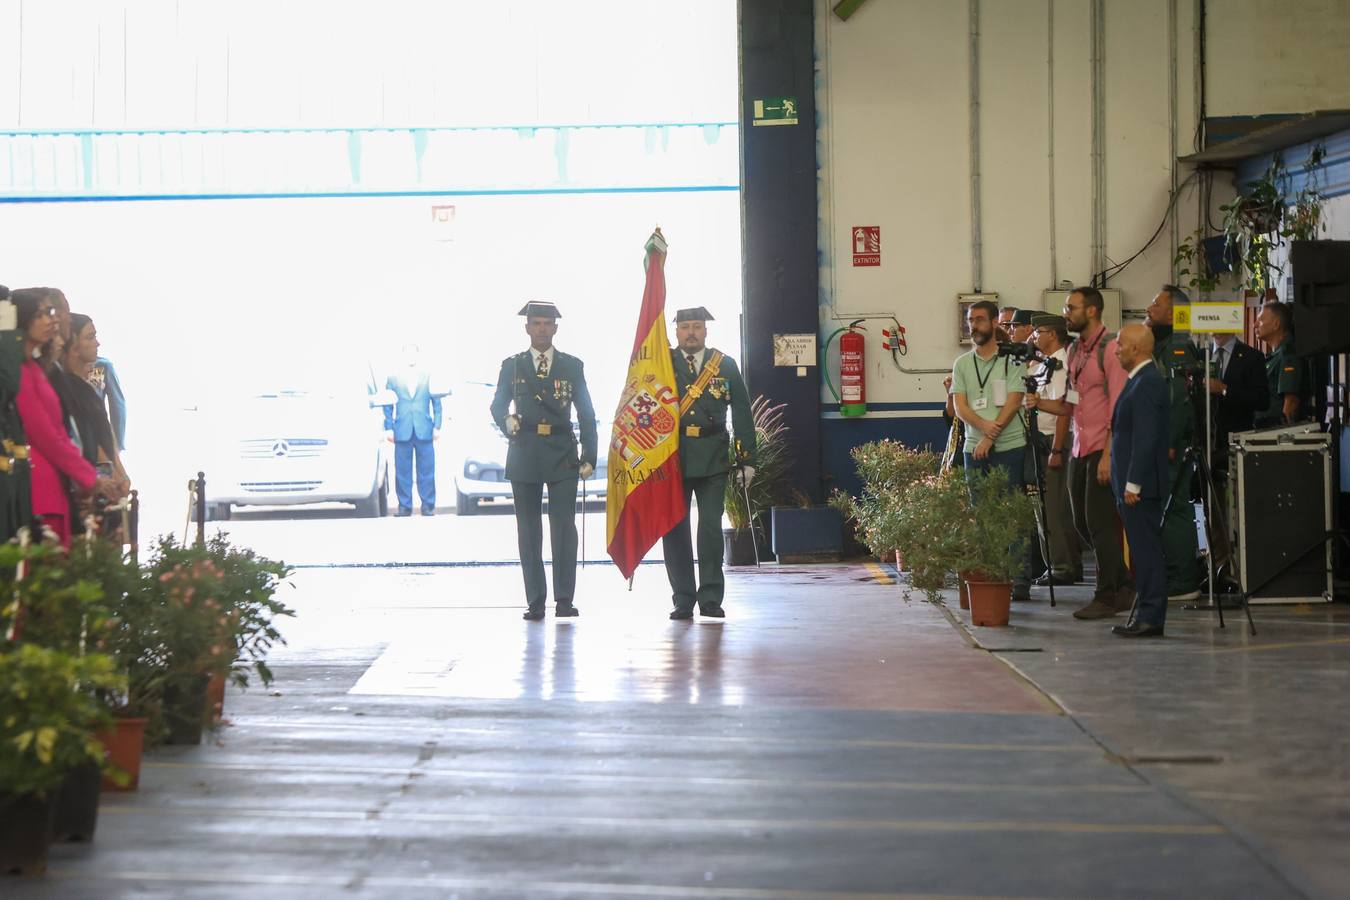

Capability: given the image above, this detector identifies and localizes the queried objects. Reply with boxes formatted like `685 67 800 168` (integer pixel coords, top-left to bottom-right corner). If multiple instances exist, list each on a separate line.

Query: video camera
995 341 1062 372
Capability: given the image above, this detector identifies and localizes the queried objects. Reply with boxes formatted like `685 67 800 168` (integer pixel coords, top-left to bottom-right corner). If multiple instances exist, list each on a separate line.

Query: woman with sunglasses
10 288 116 546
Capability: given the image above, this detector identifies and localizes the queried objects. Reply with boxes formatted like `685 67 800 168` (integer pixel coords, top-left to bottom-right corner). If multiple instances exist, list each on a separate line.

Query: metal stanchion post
195 471 206 548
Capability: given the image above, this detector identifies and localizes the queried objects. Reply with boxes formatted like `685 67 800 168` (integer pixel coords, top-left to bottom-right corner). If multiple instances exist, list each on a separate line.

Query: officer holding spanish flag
661 307 756 621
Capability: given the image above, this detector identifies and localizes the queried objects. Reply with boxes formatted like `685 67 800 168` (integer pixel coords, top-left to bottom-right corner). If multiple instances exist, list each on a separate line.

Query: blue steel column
739 0 822 500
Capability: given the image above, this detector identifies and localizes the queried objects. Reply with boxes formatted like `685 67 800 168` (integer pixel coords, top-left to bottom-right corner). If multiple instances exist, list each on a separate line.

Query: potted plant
0 540 130 833
952 466 1037 626
1174 144 1327 296
201 534 295 710
0 645 123 874
140 535 294 746
723 396 789 566
831 440 941 573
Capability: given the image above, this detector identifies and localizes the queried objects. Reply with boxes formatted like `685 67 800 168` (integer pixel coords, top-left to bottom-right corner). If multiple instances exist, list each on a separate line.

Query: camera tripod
1165 440 1256 634
1021 372 1058 609
1164 357 1256 633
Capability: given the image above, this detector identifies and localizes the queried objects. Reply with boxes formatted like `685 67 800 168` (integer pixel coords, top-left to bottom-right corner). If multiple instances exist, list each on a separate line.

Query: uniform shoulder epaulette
555 350 581 367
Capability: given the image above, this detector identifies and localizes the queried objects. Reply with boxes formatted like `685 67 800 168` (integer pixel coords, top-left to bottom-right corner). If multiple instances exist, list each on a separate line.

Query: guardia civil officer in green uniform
490 302 598 621
1145 286 1202 600
662 307 756 620
1253 300 1308 428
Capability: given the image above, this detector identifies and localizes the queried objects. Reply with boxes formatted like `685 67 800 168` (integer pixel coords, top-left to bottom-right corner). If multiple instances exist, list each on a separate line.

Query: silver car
449 382 608 515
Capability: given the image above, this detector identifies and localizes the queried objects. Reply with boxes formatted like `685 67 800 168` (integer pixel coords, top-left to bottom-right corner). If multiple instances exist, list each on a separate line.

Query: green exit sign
752 97 799 127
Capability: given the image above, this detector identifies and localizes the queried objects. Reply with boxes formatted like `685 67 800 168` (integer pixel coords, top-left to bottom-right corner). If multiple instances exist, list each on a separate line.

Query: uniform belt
683 424 726 438
528 423 569 436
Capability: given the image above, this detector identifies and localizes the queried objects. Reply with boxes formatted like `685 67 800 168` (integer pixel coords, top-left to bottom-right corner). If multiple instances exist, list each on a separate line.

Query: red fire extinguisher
824 319 867 417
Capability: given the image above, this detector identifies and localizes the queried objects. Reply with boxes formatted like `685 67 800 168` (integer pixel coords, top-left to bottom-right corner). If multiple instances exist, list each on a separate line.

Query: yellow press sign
1173 302 1244 333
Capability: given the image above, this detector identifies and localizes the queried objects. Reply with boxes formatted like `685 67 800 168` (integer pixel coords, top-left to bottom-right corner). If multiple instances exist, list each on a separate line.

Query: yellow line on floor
231 719 1098 753
47 869 1048 900
99 804 1225 836
143 761 1148 794
865 561 896 585
1208 635 1350 654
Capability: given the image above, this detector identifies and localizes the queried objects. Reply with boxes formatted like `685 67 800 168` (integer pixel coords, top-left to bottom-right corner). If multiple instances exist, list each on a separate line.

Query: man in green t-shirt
950 299 1034 599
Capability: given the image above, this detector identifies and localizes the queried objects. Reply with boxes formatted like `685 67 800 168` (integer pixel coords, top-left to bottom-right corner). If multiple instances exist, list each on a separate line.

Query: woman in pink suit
11 289 108 546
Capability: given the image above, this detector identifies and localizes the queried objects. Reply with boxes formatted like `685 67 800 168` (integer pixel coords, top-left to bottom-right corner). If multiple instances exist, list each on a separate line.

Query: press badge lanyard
971 354 1006 410
1071 327 1105 386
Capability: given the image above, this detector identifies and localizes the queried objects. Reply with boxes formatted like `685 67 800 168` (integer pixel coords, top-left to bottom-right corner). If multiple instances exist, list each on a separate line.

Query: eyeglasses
37 306 58 318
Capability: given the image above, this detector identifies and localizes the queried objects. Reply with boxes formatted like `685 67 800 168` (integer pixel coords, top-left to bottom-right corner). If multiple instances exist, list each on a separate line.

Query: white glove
504 414 521 436
738 465 756 488
579 462 595 480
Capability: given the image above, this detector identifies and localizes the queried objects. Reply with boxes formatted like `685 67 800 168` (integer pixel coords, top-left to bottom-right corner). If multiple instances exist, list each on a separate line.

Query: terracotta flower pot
207 672 227 723
965 578 1013 627
958 571 986 610
98 716 148 791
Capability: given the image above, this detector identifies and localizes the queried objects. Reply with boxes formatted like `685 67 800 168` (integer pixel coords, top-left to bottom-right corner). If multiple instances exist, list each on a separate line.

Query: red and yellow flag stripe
606 230 685 578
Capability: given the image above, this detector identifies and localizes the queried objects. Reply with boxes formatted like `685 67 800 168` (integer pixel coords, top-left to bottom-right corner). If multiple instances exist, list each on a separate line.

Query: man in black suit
1109 324 1171 638
1206 331 1269 470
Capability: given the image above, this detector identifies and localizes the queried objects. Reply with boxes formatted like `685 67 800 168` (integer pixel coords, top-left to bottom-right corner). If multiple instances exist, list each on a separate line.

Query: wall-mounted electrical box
1042 289 1123 332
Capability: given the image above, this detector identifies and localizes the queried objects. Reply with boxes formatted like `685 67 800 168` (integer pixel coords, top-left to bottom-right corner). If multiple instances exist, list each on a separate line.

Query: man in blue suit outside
1109 324 1171 637
383 344 443 516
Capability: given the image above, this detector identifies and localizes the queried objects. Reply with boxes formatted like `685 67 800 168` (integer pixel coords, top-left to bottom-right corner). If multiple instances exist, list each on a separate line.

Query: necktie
536 353 548 377
1214 346 1225 378
686 353 697 375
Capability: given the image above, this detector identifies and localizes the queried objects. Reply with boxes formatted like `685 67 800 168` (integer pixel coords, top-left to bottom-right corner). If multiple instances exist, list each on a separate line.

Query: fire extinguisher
823 319 867 417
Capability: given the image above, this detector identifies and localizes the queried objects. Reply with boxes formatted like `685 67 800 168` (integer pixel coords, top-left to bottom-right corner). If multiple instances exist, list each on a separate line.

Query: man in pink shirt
1032 287 1134 619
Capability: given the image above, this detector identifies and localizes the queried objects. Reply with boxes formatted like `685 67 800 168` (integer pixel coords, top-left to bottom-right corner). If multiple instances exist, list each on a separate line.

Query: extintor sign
852 226 880 266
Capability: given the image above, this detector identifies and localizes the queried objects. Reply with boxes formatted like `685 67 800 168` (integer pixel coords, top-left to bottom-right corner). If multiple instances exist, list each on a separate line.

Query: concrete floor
14 562 1347 899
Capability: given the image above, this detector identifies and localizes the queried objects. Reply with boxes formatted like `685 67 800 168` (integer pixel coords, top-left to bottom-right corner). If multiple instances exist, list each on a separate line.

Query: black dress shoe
555 603 579 618
1111 621 1164 638
669 609 694 620
522 608 545 622
698 606 725 619
1033 573 1079 587
395 507 413 517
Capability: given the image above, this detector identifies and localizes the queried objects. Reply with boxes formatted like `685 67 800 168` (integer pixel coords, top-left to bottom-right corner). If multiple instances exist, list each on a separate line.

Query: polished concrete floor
16 562 1348 898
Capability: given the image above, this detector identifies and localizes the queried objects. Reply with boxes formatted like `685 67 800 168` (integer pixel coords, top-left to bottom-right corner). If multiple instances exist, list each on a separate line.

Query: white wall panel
1207 0 1350 116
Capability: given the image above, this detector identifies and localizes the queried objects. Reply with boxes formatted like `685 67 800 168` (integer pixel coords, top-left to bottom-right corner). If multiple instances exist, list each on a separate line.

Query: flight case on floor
1229 425 1334 604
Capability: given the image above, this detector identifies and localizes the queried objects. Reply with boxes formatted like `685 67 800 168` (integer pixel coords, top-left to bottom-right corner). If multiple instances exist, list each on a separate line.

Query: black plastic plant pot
0 792 56 876
53 763 102 843
162 673 210 746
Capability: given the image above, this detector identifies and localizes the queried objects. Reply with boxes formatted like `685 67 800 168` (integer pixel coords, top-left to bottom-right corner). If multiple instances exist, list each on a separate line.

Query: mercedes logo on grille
272 441 290 458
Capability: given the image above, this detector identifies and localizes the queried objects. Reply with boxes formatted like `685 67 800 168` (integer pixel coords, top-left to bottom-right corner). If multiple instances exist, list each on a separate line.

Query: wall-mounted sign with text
852 226 880 266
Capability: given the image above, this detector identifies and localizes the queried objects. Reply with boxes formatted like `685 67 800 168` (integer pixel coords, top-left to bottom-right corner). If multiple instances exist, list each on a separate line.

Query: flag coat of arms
606 230 684 578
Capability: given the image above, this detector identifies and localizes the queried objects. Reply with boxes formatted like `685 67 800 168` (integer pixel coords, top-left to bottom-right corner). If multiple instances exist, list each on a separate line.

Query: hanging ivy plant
1174 143 1327 295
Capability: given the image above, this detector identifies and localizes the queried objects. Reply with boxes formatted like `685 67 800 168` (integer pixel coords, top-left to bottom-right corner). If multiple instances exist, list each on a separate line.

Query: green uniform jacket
1255 337 1306 428
671 348 756 479
1152 331 1200 454
490 350 598 484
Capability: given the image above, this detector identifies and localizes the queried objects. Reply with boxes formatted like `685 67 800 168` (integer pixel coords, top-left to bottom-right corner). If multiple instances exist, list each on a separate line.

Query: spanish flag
606 230 685 578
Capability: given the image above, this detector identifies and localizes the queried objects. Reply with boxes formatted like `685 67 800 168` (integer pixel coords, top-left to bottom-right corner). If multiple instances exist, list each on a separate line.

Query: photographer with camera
951 300 1035 601
1024 314 1083 586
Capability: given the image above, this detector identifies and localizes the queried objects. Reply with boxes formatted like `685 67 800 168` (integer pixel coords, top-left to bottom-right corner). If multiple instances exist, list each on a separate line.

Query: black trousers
511 477 579 611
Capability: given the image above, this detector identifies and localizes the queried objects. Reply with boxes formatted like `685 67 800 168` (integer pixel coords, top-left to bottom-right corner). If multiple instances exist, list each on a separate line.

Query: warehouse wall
814 0 1205 490
1205 0 1350 117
